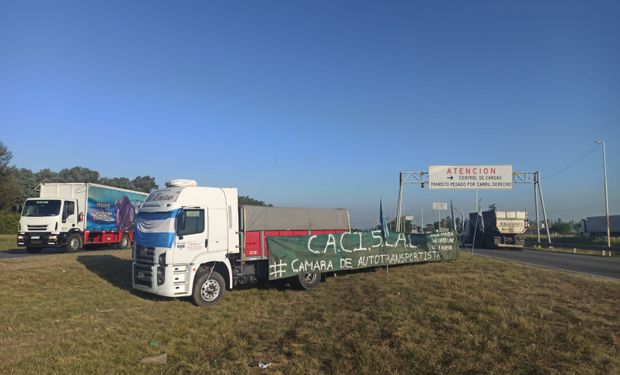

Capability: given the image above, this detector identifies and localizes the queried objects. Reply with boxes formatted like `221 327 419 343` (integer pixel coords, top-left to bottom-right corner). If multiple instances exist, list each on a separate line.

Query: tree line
0 141 271 213
0 142 158 211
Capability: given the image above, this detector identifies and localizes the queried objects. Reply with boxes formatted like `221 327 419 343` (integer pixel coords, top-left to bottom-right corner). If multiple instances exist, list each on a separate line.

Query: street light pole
595 140 611 249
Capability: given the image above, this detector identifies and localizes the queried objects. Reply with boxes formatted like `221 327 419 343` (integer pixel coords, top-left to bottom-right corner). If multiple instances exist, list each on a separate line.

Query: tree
13 168 38 207
132 176 158 193
0 141 12 174
99 177 134 190
0 141 20 210
57 167 100 183
238 195 272 206
550 221 574 234
35 168 59 183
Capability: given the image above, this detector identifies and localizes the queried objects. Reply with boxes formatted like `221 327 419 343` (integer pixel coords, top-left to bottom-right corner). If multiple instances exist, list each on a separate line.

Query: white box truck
132 180 350 307
17 183 149 253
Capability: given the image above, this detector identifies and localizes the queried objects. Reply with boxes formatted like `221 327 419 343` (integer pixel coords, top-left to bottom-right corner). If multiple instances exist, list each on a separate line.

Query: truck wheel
119 234 130 249
192 269 225 307
26 247 42 254
295 272 321 290
66 234 82 253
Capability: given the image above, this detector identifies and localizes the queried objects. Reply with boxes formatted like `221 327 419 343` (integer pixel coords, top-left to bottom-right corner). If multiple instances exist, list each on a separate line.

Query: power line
542 145 598 180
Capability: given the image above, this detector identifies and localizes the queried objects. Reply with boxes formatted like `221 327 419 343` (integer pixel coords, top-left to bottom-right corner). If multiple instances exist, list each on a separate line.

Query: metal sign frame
395 170 551 244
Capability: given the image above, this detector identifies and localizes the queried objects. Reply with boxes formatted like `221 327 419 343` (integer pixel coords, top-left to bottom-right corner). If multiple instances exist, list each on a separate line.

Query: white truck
466 208 528 249
131 180 350 307
17 183 149 253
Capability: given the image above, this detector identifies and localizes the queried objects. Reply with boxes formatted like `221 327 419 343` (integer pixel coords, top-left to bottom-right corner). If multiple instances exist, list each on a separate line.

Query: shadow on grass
1 244 122 259
2 247 67 256
77 255 169 301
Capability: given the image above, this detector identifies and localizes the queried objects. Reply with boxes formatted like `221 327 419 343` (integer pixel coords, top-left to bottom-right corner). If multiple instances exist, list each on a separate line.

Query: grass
525 234 620 248
0 234 15 251
524 235 620 256
0 250 618 374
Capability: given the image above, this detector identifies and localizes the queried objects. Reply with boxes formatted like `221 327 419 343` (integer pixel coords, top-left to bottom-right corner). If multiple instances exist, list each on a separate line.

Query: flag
380 198 389 240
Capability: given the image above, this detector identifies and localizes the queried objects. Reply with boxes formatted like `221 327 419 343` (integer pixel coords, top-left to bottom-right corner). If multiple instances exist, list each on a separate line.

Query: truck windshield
22 200 62 217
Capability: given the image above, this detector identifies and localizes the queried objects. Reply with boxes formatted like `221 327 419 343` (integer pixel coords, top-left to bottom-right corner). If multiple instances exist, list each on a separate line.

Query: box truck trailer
17 183 149 253
132 180 350 307
465 208 528 249
581 215 620 236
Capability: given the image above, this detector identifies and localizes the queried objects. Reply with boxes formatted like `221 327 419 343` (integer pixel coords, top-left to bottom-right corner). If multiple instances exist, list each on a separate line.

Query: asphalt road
469 248 620 280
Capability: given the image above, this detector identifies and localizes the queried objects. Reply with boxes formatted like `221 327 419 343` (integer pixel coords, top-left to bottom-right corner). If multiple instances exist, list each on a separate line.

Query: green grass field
0 234 15 251
0 250 618 374
525 234 620 248
524 235 620 256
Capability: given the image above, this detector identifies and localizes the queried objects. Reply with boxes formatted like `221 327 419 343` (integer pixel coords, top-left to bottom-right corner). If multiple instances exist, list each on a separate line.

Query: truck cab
132 180 239 306
17 198 80 252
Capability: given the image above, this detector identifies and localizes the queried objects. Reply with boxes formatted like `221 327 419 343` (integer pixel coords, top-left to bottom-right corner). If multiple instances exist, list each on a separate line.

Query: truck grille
135 245 155 265
134 245 155 288
134 264 153 287
27 225 48 231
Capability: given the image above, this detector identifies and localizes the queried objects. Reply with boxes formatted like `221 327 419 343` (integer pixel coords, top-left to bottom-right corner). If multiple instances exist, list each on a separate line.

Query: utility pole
595 140 611 249
452 207 465 233
421 208 424 232
396 173 404 232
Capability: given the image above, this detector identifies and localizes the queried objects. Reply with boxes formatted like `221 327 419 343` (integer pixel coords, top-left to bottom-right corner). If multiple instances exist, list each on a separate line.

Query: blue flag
380 199 389 240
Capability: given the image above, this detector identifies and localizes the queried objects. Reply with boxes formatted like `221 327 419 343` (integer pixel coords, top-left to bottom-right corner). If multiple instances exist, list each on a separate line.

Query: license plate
31 236 40 239
137 272 145 278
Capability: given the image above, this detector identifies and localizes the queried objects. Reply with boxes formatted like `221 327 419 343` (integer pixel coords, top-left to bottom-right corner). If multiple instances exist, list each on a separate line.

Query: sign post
432 202 447 230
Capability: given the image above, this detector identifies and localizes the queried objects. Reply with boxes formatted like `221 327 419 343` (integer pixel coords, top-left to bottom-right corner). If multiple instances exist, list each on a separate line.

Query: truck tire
192 269 225 307
26 247 42 254
66 233 82 253
295 272 321 290
119 233 130 249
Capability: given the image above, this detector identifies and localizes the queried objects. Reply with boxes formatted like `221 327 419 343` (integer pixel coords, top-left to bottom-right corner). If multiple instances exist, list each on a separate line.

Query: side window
64 201 75 217
178 209 205 236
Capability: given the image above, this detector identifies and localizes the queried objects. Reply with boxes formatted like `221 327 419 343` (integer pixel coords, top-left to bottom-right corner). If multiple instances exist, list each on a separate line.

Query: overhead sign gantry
395 165 551 244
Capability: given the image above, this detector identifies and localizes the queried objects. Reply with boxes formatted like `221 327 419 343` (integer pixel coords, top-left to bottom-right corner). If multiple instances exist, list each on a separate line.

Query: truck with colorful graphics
17 183 149 253
132 180 458 307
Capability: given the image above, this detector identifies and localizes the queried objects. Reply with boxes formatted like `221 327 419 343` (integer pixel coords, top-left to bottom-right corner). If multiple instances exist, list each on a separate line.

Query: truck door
61 200 77 232
208 208 228 252
176 209 207 251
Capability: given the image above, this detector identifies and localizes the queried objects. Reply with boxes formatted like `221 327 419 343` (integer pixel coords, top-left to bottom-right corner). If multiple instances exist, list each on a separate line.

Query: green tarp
267 231 459 280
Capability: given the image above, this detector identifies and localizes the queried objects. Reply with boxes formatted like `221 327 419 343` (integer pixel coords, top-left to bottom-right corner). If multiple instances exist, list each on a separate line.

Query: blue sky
1 0 619 228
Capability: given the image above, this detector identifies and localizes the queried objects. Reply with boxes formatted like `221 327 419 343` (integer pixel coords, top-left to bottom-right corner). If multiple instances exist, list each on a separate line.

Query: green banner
267 231 459 280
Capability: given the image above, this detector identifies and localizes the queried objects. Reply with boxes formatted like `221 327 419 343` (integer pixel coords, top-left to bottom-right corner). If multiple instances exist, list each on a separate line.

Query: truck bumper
17 232 67 248
132 247 192 298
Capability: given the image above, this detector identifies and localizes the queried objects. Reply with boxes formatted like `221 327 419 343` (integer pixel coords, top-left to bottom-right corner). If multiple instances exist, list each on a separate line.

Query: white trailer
17 183 148 253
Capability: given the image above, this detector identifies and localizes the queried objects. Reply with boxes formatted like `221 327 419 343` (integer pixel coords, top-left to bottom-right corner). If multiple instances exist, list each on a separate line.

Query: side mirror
176 210 186 238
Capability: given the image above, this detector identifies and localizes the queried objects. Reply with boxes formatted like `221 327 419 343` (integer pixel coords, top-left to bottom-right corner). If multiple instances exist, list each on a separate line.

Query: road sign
432 202 448 210
428 165 513 190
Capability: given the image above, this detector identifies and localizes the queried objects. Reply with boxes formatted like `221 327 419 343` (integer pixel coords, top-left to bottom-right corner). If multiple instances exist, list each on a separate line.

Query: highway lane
468 248 620 280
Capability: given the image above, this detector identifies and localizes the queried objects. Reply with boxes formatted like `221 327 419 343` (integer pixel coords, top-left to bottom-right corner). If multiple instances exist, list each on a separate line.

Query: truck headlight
157 253 166 286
